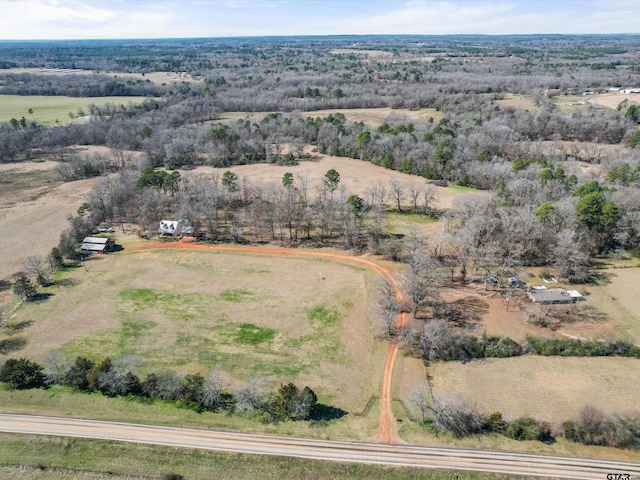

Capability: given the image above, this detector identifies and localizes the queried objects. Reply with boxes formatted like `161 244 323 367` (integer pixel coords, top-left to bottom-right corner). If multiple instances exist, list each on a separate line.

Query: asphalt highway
1 414 639 479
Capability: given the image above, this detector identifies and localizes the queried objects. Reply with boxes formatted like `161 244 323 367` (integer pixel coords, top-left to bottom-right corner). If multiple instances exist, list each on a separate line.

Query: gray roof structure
83 236 110 244
528 287 583 304
81 243 107 252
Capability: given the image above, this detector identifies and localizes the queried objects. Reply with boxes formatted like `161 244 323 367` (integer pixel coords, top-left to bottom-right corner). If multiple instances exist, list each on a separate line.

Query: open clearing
0 94 144 125
590 92 640 110
191 153 480 211
0 170 95 278
0 67 200 85
584 266 640 343
496 94 538 111
5 249 382 412
220 107 442 126
430 356 640 423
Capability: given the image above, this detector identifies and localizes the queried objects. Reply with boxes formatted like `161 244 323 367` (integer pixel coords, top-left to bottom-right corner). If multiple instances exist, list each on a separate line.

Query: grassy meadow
0 95 144 125
429 356 640 423
3 249 383 412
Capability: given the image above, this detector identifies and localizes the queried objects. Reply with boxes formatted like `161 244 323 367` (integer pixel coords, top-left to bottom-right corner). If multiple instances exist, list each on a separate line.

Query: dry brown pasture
430 356 640 423
496 94 538 111
582 266 640 343
220 107 442 126
7 248 382 411
0 147 145 280
590 92 640 110
0 166 95 279
191 153 479 211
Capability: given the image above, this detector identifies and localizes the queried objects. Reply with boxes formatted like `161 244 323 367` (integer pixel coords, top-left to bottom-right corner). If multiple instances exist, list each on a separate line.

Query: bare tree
42 351 71 385
23 256 50 286
422 184 437 215
408 385 431 424
375 278 400 337
149 370 184 401
407 183 424 212
197 368 228 411
234 376 268 413
388 179 404 213
429 393 488 437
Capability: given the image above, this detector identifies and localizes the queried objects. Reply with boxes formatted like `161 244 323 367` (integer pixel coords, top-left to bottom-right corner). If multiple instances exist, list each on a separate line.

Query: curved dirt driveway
128 238 408 444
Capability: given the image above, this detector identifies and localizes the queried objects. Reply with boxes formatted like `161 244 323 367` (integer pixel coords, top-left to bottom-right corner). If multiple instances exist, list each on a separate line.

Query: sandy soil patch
430 356 640 423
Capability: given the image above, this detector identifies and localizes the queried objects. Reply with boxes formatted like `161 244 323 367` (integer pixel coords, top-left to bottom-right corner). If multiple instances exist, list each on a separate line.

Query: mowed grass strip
0 94 144 125
0 433 530 480
9 249 382 411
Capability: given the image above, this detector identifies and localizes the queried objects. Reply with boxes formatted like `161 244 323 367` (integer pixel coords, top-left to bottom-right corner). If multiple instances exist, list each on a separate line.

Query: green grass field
3 249 383 412
0 433 533 480
0 94 144 125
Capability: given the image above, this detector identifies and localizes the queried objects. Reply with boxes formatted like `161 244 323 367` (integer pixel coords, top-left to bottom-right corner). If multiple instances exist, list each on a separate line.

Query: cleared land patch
496 94 538 111
5 249 380 411
220 107 442 126
0 173 95 278
584 266 640 343
0 94 143 126
430 356 640 423
192 153 479 211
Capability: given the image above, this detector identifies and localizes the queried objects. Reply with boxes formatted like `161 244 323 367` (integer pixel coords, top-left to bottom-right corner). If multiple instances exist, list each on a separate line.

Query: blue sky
0 0 637 40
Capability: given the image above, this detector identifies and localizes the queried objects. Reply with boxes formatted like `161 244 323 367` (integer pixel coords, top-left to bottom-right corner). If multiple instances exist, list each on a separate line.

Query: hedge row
0 356 318 423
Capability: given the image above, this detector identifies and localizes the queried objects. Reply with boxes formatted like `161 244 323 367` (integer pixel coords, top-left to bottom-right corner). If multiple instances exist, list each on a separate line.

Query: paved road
1 414 638 479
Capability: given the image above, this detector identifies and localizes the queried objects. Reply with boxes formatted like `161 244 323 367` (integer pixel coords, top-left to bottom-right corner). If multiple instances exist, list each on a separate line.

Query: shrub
505 417 553 443
487 412 507 434
0 358 45 389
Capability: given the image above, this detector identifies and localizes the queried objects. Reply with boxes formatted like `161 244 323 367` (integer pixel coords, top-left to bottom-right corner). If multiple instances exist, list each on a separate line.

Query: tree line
0 355 319 423
408 391 640 450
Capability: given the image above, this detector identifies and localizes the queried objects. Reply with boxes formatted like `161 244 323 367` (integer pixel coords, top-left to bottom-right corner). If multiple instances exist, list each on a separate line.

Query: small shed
81 236 115 254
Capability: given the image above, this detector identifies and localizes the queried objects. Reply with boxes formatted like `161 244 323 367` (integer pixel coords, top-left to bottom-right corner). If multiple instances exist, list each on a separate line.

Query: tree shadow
3 320 33 334
0 280 11 292
52 278 78 287
30 292 54 302
310 404 347 421
0 336 27 354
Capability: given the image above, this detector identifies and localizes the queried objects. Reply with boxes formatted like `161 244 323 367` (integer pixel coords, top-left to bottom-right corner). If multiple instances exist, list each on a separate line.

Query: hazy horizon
0 0 637 41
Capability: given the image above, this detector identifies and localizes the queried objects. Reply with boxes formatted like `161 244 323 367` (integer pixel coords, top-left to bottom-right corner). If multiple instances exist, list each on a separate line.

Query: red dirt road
128 238 407 444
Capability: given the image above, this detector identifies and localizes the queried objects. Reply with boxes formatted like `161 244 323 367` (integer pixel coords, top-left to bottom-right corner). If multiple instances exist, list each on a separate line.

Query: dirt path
128 238 407 444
